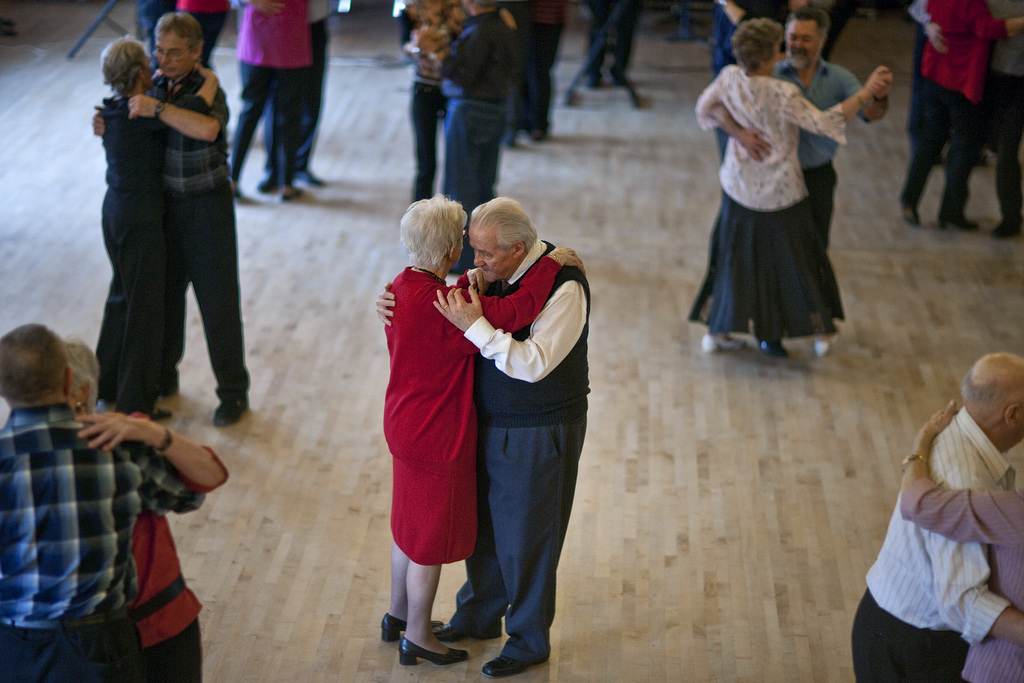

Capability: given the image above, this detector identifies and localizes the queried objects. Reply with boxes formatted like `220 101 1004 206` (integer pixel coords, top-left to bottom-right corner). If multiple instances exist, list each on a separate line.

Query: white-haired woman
65 337 228 683
380 195 579 665
689 18 887 358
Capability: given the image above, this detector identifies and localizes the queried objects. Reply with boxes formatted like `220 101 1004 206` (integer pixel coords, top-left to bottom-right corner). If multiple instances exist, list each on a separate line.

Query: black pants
232 62 305 188
0 617 144 683
410 82 447 202
524 23 564 135
850 588 968 682
986 71 1024 230
803 161 838 249
141 617 202 683
162 184 249 404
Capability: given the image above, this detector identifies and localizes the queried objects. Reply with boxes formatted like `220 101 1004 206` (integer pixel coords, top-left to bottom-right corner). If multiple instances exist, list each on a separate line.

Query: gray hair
786 6 831 37
156 11 204 50
731 18 784 73
400 195 467 271
64 337 100 413
0 324 68 407
102 37 149 97
470 197 537 252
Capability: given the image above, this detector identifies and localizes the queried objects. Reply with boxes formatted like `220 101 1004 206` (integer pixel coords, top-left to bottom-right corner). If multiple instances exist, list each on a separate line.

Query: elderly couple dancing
376 194 590 678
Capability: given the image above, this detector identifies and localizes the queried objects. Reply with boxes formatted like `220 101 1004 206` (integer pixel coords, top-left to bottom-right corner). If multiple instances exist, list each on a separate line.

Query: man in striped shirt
851 353 1024 681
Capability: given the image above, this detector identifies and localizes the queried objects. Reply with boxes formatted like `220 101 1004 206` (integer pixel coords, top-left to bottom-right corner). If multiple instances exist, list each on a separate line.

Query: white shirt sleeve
463 280 586 383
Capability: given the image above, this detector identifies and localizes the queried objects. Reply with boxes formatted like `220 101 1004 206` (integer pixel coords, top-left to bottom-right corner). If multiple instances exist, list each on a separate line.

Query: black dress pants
161 183 249 404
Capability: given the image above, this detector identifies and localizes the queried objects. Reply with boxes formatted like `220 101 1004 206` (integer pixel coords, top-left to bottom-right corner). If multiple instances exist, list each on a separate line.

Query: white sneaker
814 335 836 357
702 334 744 353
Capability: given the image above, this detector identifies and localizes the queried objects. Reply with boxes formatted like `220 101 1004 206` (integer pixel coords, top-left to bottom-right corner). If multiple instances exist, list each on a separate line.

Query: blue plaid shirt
0 404 204 623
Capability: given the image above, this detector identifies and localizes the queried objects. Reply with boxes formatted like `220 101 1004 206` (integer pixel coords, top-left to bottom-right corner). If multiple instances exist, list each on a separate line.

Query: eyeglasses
154 47 185 60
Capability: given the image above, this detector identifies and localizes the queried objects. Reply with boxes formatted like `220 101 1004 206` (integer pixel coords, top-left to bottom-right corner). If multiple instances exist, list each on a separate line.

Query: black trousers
141 617 202 683
803 161 838 249
850 588 968 682
524 23 564 135
0 617 144 683
95 189 166 414
162 184 249 403
410 81 447 202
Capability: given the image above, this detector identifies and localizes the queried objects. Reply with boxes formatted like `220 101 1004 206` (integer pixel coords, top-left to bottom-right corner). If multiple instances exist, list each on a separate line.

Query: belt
130 574 186 623
2 607 129 630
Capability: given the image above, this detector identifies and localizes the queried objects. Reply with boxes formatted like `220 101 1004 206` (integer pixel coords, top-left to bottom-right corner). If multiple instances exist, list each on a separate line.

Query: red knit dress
383 259 560 564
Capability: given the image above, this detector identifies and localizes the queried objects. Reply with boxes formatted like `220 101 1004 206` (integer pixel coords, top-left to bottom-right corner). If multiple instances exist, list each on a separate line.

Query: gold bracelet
901 452 924 468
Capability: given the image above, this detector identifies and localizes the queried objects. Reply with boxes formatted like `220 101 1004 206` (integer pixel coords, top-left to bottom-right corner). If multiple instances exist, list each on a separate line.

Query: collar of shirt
2 403 76 432
957 407 1015 483
775 58 830 89
506 239 547 286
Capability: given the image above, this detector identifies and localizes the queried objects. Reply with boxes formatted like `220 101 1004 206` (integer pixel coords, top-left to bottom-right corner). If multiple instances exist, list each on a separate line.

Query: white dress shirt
464 240 587 383
866 409 1014 644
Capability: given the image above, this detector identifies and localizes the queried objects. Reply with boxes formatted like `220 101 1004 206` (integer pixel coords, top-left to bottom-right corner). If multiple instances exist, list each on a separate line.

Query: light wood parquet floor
1 2 1023 680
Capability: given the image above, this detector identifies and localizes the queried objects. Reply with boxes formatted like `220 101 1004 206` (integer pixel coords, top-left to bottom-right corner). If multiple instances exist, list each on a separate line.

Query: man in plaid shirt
0 323 205 682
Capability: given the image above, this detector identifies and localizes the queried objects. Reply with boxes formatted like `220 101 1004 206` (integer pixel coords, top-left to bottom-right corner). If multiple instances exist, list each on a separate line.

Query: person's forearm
160 104 220 141
839 86 873 120
709 102 745 138
862 95 888 121
718 0 746 25
152 426 228 490
197 75 219 107
989 607 1024 647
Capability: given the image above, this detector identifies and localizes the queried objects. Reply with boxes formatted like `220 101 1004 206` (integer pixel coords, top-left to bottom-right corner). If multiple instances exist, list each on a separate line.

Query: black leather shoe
758 340 788 358
398 637 468 666
381 613 444 642
213 398 248 427
294 170 324 187
433 622 502 642
992 221 1022 239
482 655 545 678
901 205 919 226
938 214 978 231
147 407 173 421
257 175 279 194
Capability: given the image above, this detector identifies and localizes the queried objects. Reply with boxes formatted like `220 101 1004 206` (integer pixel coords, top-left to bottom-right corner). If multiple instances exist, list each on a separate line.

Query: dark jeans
900 76 985 222
136 0 176 52
443 98 506 271
232 61 305 188
851 588 968 682
96 190 166 413
162 183 249 404
986 71 1024 230
499 0 531 138
803 161 838 249
411 81 447 202
0 617 145 683
451 419 586 663
141 618 202 683
587 0 642 82
524 23 563 135
184 10 227 68
907 24 926 152
264 18 328 178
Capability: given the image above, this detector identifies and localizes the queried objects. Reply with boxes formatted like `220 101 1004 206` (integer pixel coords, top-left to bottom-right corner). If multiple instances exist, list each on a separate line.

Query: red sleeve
966 0 1009 39
476 256 560 332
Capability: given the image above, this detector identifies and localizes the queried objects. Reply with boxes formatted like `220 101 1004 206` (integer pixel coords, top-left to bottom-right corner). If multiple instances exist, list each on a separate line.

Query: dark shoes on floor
901 205 920 226
294 170 324 187
398 637 468 666
938 214 978 231
992 221 1022 239
432 622 502 642
482 655 546 678
758 340 788 358
214 398 248 426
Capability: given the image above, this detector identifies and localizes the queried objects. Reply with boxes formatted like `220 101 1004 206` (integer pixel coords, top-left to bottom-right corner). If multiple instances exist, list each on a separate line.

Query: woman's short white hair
102 36 149 98
64 337 100 412
470 197 537 252
400 195 467 271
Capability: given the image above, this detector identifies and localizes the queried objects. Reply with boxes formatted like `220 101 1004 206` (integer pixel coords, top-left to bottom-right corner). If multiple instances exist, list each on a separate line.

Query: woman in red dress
381 195 578 665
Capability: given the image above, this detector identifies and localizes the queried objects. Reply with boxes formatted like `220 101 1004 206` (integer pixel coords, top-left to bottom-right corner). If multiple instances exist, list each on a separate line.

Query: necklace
410 267 445 283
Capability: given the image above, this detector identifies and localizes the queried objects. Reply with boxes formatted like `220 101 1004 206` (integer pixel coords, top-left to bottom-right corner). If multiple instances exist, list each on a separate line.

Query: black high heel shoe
938 214 978 231
380 613 445 642
398 637 468 666
758 340 788 358
901 205 920 227
381 613 406 642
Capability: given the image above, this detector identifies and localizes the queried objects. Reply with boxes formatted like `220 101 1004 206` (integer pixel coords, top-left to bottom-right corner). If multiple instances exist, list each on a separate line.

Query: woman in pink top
900 401 1024 682
230 0 312 200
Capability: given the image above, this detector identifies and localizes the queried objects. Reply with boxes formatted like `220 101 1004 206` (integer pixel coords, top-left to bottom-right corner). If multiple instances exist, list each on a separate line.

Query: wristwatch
154 101 165 117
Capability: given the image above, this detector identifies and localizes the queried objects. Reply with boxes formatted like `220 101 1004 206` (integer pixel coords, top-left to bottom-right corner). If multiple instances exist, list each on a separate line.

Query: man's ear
510 241 525 259
62 367 75 400
1006 402 1023 429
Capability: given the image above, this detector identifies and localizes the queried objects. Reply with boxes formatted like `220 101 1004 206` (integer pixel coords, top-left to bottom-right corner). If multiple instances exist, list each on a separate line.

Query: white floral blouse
696 65 848 212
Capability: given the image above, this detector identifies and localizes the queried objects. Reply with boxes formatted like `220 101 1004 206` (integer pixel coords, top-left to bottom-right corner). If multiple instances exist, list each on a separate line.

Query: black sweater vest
474 242 590 428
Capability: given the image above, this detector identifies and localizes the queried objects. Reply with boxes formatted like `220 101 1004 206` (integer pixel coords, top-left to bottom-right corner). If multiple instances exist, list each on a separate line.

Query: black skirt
689 194 842 341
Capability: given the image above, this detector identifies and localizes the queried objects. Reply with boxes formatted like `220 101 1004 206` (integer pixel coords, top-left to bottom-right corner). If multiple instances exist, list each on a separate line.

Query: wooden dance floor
1 2 1022 680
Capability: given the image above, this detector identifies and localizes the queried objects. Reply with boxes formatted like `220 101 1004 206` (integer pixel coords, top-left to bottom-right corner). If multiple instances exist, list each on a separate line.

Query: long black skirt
688 194 842 341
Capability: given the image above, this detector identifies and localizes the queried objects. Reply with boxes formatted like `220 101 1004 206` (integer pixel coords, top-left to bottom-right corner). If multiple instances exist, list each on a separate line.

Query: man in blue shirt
0 323 204 683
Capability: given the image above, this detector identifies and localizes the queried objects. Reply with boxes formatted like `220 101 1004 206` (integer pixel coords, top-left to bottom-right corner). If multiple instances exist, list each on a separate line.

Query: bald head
962 353 1024 451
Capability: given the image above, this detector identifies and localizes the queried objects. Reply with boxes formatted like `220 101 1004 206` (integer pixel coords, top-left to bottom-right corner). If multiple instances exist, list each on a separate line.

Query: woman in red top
65 338 228 683
380 195 580 665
